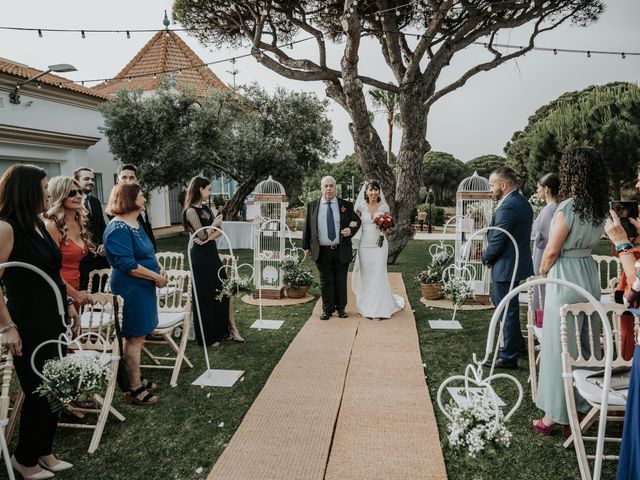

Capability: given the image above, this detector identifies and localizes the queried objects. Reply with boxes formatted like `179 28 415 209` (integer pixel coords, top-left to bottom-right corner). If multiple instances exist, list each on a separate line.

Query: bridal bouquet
447 395 513 457
36 354 111 412
373 212 395 247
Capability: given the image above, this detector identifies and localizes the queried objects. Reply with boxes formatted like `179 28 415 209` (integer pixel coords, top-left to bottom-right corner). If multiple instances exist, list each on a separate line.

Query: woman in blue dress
104 183 167 406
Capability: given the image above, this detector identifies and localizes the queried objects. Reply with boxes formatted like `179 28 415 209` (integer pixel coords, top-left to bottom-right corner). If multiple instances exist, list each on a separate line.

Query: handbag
586 366 632 391
112 295 131 393
535 309 544 328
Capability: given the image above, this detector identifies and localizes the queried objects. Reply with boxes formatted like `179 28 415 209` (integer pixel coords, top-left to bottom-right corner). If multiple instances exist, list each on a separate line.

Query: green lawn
9 236 619 479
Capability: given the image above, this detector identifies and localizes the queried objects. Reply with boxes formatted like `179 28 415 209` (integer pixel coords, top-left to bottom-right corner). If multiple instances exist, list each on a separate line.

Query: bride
352 180 405 319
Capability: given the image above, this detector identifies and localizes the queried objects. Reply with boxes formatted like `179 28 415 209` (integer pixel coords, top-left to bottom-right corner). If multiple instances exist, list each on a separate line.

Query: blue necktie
326 202 336 241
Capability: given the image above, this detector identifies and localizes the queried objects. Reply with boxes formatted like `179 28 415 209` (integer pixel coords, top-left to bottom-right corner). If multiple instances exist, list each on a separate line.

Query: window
93 172 104 203
0 159 61 178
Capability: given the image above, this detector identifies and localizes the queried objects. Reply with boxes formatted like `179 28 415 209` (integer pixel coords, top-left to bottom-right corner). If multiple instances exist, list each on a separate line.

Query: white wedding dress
351 205 405 318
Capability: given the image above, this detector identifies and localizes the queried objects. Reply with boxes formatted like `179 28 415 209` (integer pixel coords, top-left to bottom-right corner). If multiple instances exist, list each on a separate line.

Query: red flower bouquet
373 212 395 247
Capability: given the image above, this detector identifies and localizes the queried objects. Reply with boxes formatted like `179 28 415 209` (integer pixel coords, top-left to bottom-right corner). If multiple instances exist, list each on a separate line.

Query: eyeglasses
67 189 83 198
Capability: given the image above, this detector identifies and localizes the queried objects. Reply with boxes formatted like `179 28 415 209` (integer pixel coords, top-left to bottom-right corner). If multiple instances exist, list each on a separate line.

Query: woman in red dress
45 176 94 312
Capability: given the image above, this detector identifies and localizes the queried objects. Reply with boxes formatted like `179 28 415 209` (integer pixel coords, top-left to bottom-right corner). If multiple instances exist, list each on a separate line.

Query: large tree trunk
385 88 430 264
222 177 256 220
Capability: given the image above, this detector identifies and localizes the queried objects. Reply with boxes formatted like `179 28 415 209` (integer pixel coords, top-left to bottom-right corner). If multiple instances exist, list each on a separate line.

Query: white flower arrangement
442 275 475 306
446 395 513 457
216 275 253 301
529 193 545 221
36 354 111 412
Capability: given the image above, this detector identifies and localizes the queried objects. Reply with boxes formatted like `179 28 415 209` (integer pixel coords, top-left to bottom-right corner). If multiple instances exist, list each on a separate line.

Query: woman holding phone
183 177 243 345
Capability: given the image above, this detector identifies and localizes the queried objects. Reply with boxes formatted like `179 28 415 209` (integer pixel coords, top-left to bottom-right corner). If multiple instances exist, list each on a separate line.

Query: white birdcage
455 171 494 302
253 176 288 299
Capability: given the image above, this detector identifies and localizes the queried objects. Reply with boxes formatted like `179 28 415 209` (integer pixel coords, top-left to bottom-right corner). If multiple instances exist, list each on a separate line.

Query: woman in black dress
183 176 243 346
0 164 76 478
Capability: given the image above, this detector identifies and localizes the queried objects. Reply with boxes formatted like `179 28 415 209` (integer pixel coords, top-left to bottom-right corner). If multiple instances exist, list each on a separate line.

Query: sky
1 1 638 163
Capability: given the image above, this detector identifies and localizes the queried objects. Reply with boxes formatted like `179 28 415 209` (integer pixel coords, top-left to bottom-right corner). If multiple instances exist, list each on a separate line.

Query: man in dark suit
482 166 534 369
117 164 157 251
303 176 361 320
75 167 110 291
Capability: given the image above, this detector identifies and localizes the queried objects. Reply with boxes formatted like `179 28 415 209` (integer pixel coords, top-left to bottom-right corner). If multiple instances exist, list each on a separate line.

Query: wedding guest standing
74 167 109 291
183 176 243 345
116 164 157 251
103 183 167 406
531 173 560 312
534 146 609 435
482 166 534 369
45 176 93 312
0 164 75 478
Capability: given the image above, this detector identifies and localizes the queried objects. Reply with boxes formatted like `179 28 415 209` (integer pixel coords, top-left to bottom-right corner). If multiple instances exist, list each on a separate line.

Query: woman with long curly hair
44 176 94 310
533 146 609 436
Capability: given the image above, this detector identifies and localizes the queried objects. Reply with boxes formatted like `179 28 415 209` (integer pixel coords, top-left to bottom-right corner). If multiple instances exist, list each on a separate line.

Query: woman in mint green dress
534 146 609 434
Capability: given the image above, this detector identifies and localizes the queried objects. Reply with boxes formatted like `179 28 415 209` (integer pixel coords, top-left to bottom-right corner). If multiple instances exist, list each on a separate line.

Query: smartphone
610 200 639 239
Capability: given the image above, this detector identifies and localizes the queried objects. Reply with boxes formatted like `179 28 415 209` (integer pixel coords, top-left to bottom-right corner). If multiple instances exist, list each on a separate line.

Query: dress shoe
337 310 348 318
320 312 331 321
484 358 518 370
38 454 73 473
11 455 54 479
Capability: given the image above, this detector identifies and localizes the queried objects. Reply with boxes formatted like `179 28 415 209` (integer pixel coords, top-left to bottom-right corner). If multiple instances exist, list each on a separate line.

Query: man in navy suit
303 176 361 321
482 166 534 369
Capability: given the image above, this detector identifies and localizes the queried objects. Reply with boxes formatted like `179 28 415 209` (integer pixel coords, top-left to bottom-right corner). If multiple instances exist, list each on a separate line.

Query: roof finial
163 10 171 28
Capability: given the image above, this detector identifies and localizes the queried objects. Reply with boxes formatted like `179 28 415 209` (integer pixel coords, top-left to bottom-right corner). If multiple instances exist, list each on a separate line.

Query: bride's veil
351 180 389 297
354 181 390 213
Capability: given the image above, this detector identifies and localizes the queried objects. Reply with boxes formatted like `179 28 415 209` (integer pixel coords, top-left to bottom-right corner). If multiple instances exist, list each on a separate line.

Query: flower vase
420 283 444 300
286 286 309 299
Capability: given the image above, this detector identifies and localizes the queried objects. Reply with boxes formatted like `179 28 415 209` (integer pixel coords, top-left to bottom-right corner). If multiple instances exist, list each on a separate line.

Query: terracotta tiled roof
0 59 109 100
92 30 228 97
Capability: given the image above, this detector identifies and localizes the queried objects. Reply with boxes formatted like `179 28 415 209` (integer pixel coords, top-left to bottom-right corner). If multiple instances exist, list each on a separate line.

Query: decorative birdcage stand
455 172 493 304
253 176 288 299
188 227 248 388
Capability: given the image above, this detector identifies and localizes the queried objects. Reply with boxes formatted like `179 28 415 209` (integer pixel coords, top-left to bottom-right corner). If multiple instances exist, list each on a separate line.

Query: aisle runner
208 273 446 480
325 273 447 479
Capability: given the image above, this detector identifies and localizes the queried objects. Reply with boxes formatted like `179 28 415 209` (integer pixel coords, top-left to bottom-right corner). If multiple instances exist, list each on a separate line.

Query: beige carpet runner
208 273 447 480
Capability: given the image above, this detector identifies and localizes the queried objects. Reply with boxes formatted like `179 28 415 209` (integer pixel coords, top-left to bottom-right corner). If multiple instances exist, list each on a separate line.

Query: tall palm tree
369 89 401 165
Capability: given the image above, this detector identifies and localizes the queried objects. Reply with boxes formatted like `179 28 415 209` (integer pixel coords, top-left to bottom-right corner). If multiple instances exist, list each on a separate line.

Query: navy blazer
481 190 534 282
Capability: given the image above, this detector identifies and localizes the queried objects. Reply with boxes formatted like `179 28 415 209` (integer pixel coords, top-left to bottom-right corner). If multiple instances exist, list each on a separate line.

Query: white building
91 30 235 227
0 58 114 203
0 29 237 229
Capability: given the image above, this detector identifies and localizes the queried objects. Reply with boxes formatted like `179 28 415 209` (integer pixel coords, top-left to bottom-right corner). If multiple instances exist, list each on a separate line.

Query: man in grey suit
303 176 361 320
482 166 534 369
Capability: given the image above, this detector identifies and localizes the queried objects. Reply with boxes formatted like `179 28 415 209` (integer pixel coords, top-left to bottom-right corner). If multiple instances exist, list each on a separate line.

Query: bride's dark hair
364 180 381 204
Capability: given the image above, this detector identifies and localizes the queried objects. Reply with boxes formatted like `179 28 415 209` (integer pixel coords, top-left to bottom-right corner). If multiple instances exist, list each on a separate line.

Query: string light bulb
622 52 626 59
587 50 591 58
126 30 130 39
553 48 557 55
81 30 85 39
37 29 42 38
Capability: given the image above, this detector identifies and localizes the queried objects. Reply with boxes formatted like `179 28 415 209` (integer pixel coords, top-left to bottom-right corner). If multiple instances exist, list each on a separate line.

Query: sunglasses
67 189 83 198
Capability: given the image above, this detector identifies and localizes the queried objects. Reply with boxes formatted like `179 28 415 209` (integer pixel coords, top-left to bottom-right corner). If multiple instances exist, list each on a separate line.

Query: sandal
532 418 560 436
124 386 158 406
140 377 159 393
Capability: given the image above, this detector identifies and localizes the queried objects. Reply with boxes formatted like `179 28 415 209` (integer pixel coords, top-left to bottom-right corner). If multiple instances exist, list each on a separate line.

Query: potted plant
416 250 451 300
282 255 314 298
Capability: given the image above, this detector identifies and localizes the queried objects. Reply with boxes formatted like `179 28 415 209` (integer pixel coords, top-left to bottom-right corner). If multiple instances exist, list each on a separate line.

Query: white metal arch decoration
437 277 613 480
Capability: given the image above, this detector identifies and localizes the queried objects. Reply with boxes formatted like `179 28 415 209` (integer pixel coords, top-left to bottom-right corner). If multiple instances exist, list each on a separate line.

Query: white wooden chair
592 255 621 297
60 293 126 453
141 270 193 387
87 268 112 295
0 341 15 480
155 252 184 271
560 302 638 479
525 276 544 401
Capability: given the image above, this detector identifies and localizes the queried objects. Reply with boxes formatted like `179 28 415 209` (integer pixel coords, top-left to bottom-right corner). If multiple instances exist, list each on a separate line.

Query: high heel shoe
532 418 560 436
229 330 245 342
38 454 73 473
11 455 54 479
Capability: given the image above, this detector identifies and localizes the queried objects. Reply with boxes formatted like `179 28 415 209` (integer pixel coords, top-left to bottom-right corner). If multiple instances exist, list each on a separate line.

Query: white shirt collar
497 189 517 208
